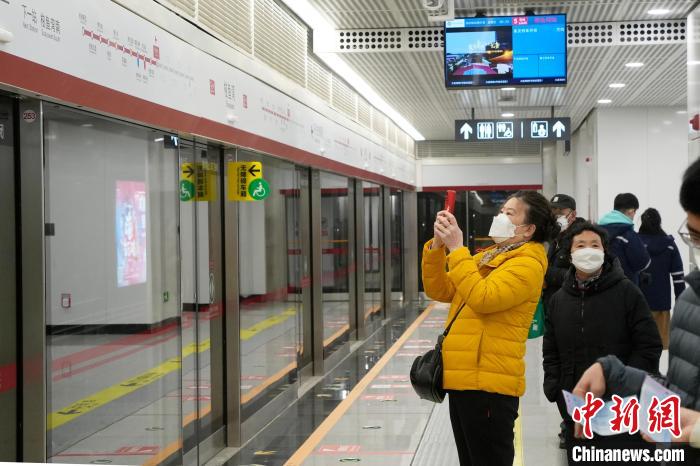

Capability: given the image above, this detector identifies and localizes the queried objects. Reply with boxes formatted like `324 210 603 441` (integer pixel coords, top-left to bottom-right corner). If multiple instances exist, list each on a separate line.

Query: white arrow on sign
553 120 566 138
460 122 473 140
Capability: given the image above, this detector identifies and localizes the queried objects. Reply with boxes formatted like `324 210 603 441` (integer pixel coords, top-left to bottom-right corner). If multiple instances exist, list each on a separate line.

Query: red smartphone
444 190 456 214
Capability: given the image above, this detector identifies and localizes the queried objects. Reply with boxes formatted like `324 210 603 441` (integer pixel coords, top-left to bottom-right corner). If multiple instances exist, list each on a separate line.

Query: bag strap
442 302 466 337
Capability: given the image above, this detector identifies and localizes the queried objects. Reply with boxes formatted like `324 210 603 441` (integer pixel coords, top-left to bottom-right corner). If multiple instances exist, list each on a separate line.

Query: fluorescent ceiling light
676 110 687 114
648 8 671 15
598 99 612 104
501 87 516 91
609 83 626 88
625 62 644 68
501 112 515 117
280 0 425 141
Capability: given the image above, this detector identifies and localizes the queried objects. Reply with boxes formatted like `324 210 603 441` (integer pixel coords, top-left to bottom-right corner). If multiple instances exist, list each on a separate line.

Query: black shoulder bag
409 303 465 403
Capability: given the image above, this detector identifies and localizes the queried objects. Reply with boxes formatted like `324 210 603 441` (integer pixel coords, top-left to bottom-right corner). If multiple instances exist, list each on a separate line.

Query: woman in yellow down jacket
423 190 558 466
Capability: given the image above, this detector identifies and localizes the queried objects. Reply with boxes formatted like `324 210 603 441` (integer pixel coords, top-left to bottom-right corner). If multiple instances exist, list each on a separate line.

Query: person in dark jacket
543 193 587 310
573 158 700 462
543 222 662 465
599 193 651 286
544 193 587 448
638 208 686 349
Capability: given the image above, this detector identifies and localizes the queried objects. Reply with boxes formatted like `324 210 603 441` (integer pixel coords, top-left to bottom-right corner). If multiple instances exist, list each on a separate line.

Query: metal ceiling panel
307 0 690 141
310 0 698 28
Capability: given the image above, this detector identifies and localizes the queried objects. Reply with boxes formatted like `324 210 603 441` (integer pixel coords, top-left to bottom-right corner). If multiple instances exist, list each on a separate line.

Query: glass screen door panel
179 141 225 464
319 172 352 358
43 106 182 463
237 151 299 422
363 181 382 326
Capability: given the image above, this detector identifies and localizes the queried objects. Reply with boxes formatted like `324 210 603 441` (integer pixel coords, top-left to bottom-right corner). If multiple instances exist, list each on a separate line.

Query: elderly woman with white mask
542 222 662 465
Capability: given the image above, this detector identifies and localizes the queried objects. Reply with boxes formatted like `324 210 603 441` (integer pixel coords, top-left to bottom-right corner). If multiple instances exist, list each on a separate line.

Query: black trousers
447 390 519 466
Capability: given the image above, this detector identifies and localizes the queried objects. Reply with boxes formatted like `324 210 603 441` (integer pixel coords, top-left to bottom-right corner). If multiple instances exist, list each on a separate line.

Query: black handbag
410 304 465 403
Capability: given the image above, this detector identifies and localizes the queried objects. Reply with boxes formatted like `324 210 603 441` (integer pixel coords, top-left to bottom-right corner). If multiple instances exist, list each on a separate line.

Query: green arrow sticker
248 178 270 201
180 180 195 201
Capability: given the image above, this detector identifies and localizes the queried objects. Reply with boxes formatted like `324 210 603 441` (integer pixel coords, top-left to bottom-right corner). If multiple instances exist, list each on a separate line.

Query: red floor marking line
0 362 17 393
52 332 177 382
50 321 179 373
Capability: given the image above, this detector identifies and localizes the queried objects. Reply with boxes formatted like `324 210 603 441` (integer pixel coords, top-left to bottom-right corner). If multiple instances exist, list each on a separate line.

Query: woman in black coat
542 222 662 465
638 208 686 349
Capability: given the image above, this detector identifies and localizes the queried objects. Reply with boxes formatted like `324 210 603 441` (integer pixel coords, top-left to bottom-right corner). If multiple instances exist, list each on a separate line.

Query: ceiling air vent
568 20 686 46
161 0 196 18
198 0 253 54
358 98 372 128
254 0 307 87
307 56 331 103
331 75 358 120
325 21 685 53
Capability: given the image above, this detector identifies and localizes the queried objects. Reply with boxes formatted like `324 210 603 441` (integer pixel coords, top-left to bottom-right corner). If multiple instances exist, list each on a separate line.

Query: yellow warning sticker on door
227 161 262 201
180 162 217 202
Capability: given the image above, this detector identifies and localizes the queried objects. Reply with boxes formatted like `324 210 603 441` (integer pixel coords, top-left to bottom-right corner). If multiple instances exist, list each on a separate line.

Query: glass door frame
179 139 226 465
0 92 18 461
18 97 46 462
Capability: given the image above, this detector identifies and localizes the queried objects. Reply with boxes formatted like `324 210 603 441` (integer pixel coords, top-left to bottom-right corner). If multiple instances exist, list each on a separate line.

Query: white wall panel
595 107 690 270
572 113 598 221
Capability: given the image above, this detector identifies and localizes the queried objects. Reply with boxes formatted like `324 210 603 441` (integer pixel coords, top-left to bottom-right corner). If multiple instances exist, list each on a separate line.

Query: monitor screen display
444 15 567 89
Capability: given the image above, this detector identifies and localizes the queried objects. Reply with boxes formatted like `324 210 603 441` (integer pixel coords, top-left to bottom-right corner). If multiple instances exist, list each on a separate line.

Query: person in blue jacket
638 208 686 349
598 193 651 286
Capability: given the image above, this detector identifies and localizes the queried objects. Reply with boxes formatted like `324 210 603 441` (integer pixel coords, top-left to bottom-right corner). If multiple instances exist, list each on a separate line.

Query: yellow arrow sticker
180 162 217 202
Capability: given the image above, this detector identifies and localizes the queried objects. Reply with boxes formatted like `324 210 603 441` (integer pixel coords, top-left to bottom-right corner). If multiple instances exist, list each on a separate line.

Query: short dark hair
614 193 640 211
568 222 609 252
508 190 559 243
680 158 700 215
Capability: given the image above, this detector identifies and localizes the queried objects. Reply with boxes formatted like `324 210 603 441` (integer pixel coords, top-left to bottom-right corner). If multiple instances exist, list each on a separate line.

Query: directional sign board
180 162 217 202
227 162 264 201
455 118 571 142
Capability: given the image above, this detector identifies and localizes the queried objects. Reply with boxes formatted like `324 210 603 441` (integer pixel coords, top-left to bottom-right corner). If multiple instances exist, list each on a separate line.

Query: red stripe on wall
0 52 414 191
421 185 543 192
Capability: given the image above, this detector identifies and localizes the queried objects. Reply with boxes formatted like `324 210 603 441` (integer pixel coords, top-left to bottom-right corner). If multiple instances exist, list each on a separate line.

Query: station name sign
454 117 571 142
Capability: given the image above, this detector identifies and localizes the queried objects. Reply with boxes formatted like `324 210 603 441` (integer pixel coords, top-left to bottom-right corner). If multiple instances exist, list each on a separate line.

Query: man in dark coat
543 193 587 310
543 222 662 464
573 158 700 460
598 193 651 286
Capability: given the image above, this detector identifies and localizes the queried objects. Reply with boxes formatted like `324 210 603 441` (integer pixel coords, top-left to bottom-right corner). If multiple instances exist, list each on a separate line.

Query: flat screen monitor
444 14 567 89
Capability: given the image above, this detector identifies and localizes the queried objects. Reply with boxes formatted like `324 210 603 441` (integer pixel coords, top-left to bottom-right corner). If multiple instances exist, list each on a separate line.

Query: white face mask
556 215 570 231
489 213 517 244
571 248 605 274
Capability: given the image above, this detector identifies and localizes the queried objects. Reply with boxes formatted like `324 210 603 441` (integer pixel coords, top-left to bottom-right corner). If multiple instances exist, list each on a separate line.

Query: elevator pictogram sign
228 162 268 201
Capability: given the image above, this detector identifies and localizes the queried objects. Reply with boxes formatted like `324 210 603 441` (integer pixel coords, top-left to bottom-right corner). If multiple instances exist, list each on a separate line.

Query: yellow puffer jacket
422 240 547 397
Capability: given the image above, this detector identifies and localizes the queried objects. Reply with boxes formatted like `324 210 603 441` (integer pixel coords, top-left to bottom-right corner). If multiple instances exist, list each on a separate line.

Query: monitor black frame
443 13 568 90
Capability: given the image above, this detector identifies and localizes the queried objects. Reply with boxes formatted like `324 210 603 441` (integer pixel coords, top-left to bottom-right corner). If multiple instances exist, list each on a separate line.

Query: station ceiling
305 0 695 140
